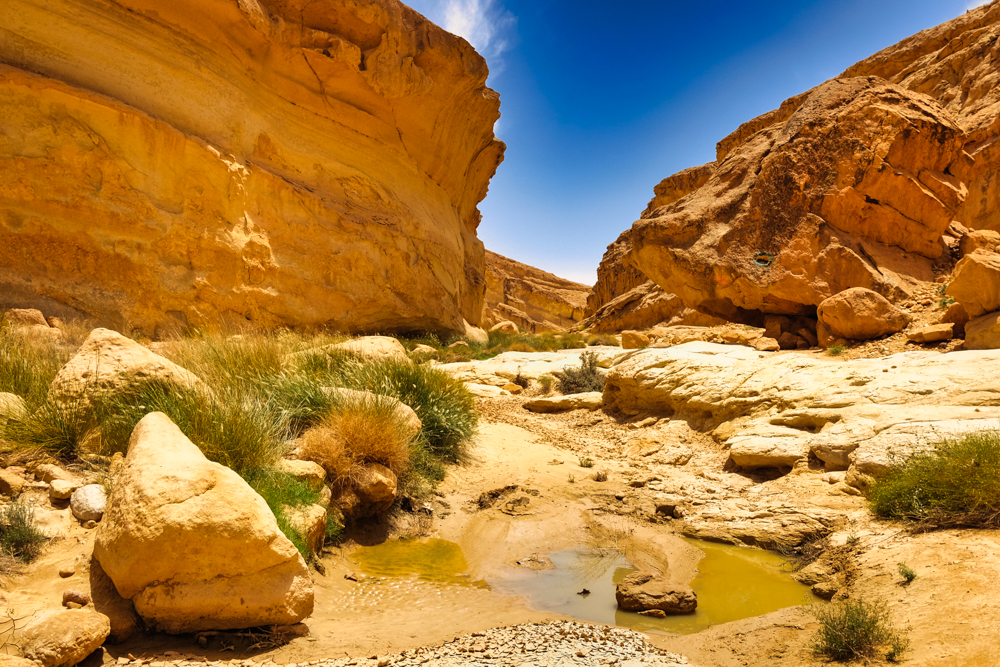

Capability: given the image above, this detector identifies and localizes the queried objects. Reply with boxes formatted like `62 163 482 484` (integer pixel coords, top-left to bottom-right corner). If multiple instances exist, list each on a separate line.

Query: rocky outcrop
95 412 313 633
0 0 503 337
816 287 912 344
603 342 1000 480
586 230 649 316
481 251 589 333
580 281 687 334
620 3 1000 324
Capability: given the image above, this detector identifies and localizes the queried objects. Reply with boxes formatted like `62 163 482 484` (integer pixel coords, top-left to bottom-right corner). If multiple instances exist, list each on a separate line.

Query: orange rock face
625 4 1000 322
0 0 503 336
482 251 589 333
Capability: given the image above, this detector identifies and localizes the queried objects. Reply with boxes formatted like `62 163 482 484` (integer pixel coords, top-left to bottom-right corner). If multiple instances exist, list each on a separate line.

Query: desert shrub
512 368 529 389
538 375 554 394
0 498 47 563
810 598 909 662
0 322 70 409
557 351 605 394
578 456 594 468
868 431 1000 529
297 393 415 485
585 333 619 347
508 342 534 353
2 401 85 458
897 562 916 584
593 471 608 482
827 344 846 357
341 359 476 461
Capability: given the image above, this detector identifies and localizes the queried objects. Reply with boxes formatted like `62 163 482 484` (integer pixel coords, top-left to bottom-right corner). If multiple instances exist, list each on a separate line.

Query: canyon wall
0 0 504 336
482 251 589 333
621 2 1000 323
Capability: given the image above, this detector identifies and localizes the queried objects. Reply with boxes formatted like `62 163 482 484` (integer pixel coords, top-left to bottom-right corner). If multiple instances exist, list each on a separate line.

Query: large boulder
88 558 140 644
94 412 313 633
47 329 203 416
965 312 1000 350
947 252 1000 318
325 337 409 363
19 610 110 667
615 572 697 614
817 288 911 344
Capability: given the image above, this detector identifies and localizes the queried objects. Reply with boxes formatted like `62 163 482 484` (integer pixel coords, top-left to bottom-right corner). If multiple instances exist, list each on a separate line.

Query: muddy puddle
348 537 817 635
492 539 820 634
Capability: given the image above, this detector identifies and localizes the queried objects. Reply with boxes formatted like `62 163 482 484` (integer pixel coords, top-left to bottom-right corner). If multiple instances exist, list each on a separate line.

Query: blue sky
405 0 990 285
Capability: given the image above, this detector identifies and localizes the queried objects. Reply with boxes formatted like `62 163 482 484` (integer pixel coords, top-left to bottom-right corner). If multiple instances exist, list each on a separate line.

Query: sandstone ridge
482 250 590 333
0 0 503 337
608 3 1000 327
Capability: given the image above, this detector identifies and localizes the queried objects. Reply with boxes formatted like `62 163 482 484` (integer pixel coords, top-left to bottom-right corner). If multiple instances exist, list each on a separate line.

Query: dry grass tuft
298 393 416 486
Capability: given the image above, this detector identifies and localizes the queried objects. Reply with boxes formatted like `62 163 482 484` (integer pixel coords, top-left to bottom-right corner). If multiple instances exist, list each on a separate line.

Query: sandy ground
5 390 1000 666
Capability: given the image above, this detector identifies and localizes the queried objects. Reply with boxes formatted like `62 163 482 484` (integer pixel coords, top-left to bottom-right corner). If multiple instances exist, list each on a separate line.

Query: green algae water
490 539 819 635
350 538 489 588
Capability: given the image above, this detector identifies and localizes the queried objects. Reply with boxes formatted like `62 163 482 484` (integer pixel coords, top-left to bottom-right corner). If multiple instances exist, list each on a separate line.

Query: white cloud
967 0 991 10
442 0 517 63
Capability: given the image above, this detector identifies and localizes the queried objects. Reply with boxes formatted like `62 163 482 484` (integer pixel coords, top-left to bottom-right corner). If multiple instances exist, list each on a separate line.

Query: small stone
49 479 78 501
58 566 76 578
70 484 107 522
63 589 91 607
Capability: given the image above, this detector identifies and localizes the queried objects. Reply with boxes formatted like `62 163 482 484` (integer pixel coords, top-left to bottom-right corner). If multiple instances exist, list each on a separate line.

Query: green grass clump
827 344 846 356
810 598 909 663
397 329 613 364
868 431 1000 530
0 321 70 410
897 562 917 584
538 375 554 394
557 351 605 394
578 456 594 468
0 498 47 563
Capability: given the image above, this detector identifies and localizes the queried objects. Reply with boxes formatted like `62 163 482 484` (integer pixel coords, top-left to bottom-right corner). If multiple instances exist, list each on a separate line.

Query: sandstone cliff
623 3 1000 323
482 251 589 333
0 0 504 337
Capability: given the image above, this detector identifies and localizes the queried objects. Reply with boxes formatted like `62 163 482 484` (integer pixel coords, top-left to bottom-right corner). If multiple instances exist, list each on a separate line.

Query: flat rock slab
524 392 603 413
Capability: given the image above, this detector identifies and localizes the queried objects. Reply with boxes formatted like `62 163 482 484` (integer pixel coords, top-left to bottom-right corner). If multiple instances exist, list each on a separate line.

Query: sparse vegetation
578 456 594 468
538 375 554 394
897 562 917 584
512 368 530 390
937 283 956 309
0 328 478 557
593 471 608 482
557 351 605 394
0 498 47 564
828 344 846 357
810 597 909 663
396 330 618 364
868 431 1000 530
568 473 576 483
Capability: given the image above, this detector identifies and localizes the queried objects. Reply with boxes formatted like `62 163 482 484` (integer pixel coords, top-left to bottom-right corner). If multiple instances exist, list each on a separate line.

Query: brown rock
0 468 25 497
284 504 328 555
621 331 651 349
274 459 327 492
61 590 91 607
754 337 780 352
20 609 110 667
324 337 409 363
4 308 48 327
482 251 589 333
959 230 1000 257
94 412 313 633
965 312 1000 350
907 323 954 344
501 383 523 395
777 332 804 350
939 302 970 338
49 479 78 501
947 252 1000 318
0 0 502 337
489 320 519 335
586 230 651 317
581 281 687 334
34 464 73 483
817 288 912 342
0 655 39 667
88 557 140 644
341 463 398 520
615 572 696 614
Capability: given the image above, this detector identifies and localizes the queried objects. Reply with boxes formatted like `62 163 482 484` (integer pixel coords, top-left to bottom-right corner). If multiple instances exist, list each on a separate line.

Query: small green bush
828 344 846 357
557 351 605 394
897 562 917 584
0 498 47 563
578 456 594 468
810 598 909 663
538 375 554 394
868 431 1000 529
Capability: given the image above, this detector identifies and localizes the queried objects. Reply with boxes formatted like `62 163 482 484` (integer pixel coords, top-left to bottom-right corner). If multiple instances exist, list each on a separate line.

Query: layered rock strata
481 251 589 333
0 0 503 336
623 3 1000 324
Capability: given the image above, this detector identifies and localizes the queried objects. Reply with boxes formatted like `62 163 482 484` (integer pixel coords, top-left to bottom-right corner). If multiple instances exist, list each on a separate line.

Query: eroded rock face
621 4 1000 323
94 412 313 633
482 251 589 333
0 0 503 336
